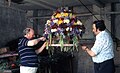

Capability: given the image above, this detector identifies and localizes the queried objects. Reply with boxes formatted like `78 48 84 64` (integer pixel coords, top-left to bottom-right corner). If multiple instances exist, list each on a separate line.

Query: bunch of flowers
43 8 85 51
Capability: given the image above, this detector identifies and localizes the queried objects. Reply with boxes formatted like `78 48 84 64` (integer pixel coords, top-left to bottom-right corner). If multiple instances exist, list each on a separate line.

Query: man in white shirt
81 20 115 73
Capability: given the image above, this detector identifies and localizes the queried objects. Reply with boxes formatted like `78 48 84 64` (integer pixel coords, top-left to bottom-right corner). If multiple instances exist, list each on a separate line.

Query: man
81 20 115 73
18 27 46 73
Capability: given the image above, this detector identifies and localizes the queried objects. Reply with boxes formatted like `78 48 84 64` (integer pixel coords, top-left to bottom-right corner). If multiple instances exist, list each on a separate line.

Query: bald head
23 28 31 35
23 28 35 39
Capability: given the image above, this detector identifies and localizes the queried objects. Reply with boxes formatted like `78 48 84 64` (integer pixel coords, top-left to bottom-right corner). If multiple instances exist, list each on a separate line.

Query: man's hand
81 45 96 57
39 37 46 41
81 45 88 51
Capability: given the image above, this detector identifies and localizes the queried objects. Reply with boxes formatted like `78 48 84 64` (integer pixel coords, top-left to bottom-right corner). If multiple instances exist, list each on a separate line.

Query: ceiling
9 0 120 10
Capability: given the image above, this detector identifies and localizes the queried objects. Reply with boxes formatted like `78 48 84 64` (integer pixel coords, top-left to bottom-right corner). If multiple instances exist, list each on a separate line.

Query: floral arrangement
43 8 85 51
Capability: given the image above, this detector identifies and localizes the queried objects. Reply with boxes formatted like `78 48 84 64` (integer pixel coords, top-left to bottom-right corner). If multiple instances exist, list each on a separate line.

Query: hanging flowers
43 7 85 51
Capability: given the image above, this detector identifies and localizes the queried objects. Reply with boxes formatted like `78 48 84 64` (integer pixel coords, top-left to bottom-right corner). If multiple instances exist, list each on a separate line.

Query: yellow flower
58 18 63 25
64 13 68 17
74 22 77 25
55 13 61 18
69 13 73 18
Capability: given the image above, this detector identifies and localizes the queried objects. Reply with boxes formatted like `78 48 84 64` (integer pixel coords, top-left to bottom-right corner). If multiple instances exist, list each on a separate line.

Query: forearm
27 37 46 46
85 47 96 57
35 42 46 54
27 38 41 46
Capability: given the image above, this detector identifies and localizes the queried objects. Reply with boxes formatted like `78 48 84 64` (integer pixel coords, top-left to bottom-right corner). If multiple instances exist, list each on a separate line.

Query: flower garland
43 8 85 51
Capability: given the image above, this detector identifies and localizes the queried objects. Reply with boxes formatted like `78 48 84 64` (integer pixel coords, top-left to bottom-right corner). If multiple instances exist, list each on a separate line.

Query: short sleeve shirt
18 37 38 67
91 30 114 63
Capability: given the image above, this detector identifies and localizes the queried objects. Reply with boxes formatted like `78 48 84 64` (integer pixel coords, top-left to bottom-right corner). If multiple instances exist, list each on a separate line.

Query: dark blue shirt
18 37 38 67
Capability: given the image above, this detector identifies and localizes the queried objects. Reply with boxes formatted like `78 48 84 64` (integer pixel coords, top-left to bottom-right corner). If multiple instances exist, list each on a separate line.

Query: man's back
18 37 38 67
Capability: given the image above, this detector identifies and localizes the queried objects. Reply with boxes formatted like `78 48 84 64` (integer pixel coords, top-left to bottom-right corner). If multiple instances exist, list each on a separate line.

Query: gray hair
23 28 31 35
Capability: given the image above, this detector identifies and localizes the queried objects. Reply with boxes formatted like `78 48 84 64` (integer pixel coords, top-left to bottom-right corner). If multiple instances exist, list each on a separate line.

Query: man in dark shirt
18 27 46 73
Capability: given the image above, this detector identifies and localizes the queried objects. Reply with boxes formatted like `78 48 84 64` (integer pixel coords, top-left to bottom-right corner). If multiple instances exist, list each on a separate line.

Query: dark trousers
94 58 115 73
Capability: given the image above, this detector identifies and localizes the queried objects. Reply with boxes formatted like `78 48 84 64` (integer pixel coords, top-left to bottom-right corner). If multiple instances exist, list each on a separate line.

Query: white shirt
91 30 114 63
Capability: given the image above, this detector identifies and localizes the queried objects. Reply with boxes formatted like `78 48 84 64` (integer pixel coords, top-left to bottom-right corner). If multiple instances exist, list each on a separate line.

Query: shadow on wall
5 37 22 52
6 0 24 4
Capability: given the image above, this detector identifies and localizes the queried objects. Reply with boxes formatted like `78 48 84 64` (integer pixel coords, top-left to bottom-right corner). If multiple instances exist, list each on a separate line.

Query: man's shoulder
19 37 28 41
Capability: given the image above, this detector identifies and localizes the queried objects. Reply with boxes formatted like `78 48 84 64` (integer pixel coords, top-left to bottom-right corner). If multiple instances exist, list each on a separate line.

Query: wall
0 1 27 48
113 3 120 73
1 1 120 73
